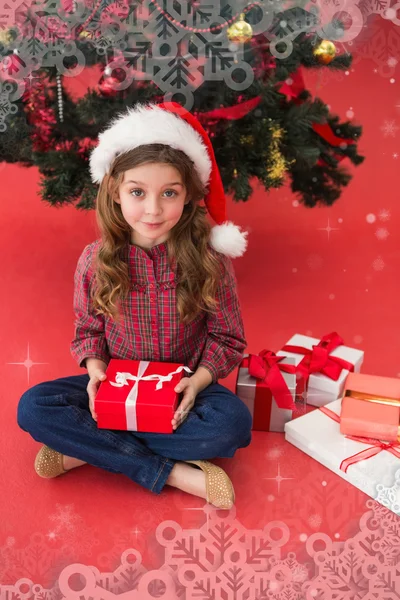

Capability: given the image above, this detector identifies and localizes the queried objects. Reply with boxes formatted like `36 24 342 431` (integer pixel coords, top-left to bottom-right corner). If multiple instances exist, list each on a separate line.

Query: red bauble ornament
98 76 120 97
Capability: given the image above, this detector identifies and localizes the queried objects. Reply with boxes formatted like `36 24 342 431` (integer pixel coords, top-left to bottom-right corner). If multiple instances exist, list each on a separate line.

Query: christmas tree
0 0 364 210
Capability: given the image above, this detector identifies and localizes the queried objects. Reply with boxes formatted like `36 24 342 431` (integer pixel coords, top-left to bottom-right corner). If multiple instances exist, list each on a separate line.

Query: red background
1 11 399 590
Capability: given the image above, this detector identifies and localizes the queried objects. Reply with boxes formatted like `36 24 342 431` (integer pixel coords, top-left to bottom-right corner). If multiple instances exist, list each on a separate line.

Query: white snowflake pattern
48 503 76 533
372 257 385 271
308 513 322 529
292 564 310 583
266 446 284 459
375 227 390 240
378 208 391 221
374 469 400 515
380 120 399 137
393 152 399 159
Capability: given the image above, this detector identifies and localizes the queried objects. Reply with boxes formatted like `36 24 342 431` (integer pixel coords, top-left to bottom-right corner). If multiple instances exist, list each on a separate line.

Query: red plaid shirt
70 239 247 382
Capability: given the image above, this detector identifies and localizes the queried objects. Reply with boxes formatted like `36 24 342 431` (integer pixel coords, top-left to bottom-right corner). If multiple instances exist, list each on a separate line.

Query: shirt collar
128 241 168 259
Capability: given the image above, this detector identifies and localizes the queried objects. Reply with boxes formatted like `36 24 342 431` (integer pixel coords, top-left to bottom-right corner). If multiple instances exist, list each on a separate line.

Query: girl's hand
86 370 107 422
172 377 197 429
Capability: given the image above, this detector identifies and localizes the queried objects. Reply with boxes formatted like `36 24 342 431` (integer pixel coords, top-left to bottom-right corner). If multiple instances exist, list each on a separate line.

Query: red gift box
94 359 193 433
235 351 298 432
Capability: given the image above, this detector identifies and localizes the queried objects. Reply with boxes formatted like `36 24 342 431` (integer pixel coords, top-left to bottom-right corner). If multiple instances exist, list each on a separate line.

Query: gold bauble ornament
227 13 253 44
313 40 336 65
79 30 92 39
0 28 12 45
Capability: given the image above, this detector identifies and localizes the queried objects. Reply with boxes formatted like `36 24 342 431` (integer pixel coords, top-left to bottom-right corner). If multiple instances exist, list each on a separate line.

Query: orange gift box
340 372 400 442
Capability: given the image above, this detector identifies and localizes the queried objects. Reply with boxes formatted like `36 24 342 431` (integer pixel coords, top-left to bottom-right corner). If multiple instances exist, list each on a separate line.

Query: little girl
17 101 253 509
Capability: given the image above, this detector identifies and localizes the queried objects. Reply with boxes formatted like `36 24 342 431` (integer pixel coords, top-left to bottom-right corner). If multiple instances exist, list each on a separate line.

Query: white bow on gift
109 362 193 390
107 361 193 431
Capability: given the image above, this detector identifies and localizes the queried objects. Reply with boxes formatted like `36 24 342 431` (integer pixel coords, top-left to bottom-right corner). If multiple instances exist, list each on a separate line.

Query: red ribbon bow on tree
282 331 355 386
197 68 355 161
246 350 297 410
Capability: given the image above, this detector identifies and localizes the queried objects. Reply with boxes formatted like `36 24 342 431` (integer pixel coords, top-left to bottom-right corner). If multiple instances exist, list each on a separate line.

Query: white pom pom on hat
89 101 248 257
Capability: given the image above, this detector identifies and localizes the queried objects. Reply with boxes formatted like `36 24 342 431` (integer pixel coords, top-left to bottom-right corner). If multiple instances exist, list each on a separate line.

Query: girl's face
115 162 189 249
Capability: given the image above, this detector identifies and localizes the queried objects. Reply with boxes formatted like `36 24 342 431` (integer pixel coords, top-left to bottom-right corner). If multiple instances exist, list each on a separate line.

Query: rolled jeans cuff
151 457 175 494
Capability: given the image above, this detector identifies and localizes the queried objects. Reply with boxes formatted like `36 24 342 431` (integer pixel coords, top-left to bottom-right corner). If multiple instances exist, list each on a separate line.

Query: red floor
1 13 400 600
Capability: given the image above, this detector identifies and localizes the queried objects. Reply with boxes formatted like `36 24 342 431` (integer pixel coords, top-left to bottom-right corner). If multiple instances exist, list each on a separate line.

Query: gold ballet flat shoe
34 445 68 478
185 459 235 509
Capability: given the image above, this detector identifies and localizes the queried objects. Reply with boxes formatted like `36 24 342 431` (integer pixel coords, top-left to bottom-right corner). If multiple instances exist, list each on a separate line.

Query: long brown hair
90 143 223 325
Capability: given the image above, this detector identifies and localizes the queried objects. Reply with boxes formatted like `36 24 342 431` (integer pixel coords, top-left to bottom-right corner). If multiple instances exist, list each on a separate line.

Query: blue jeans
17 374 252 494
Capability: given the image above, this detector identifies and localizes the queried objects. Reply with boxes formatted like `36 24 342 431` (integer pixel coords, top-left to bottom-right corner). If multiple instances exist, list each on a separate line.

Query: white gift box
236 354 298 432
284 399 400 512
277 333 364 407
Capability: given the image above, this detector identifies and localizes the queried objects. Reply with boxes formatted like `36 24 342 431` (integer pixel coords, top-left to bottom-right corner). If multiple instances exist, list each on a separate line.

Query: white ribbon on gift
108 362 193 431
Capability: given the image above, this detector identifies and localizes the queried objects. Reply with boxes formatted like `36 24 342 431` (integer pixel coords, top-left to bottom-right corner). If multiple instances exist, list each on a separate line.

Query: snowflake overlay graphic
379 208 391 222
1 498 400 599
372 256 385 271
375 468 400 516
375 227 390 240
380 119 399 137
0 0 373 124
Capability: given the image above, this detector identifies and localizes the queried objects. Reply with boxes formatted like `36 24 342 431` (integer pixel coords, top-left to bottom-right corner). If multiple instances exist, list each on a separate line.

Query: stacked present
340 372 400 442
285 372 400 511
94 359 193 433
236 331 400 513
235 331 364 432
277 332 364 407
236 351 298 432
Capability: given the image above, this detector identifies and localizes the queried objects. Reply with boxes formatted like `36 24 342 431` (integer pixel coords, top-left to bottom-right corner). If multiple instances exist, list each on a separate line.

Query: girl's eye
129 189 177 197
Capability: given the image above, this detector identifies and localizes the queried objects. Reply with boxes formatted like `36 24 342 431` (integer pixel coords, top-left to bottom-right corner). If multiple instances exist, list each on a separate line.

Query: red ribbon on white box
109 361 193 431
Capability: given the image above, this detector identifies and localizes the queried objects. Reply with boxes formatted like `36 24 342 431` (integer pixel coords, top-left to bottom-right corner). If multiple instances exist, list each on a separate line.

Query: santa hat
89 101 248 258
